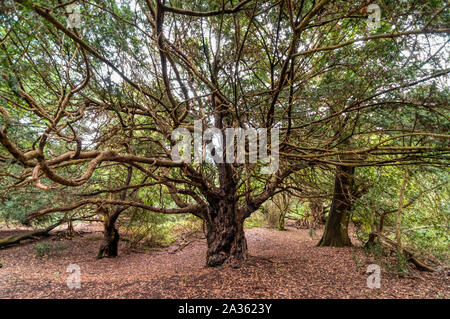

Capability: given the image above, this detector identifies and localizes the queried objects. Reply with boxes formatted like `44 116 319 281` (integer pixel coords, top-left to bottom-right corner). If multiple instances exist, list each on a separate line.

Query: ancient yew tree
0 0 448 265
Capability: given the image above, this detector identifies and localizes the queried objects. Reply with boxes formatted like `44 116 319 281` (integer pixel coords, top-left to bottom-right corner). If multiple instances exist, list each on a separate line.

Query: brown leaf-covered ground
0 223 448 299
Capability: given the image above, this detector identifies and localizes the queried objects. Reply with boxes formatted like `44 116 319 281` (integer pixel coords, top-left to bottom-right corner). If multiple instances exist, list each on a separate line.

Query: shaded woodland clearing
0 223 448 299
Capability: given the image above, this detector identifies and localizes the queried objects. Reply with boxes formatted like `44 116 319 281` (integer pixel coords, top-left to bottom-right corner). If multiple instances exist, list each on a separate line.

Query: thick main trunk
97 217 119 259
318 165 354 247
96 167 131 259
205 200 248 267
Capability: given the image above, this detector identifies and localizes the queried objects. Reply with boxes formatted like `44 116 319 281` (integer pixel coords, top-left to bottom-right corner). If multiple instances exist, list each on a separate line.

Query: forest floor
0 222 448 299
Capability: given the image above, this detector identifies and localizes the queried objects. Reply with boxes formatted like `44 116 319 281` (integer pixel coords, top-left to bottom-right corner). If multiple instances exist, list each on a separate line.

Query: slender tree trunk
317 165 354 247
273 193 288 230
396 168 409 247
205 199 248 267
67 219 75 236
278 211 286 231
97 213 120 259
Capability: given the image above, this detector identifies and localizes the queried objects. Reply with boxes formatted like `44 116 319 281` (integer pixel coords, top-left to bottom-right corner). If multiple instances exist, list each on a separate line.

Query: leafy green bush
352 166 450 266
244 210 265 228
123 209 202 248
34 241 67 258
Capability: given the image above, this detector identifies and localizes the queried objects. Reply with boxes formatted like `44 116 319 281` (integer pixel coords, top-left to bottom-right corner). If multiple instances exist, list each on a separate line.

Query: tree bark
97 213 120 259
317 165 354 247
205 199 248 267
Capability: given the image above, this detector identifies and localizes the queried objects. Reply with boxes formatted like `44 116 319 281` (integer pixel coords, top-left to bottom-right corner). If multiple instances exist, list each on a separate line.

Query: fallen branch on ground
0 220 63 249
366 232 441 272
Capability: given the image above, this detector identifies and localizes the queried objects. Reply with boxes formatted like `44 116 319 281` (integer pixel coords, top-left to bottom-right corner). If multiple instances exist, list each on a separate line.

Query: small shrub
34 241 67 258
245 210 266 228
361 242 410 276
124 210 202 248
34 242 50 258
245 203 283 229
395 249 409 276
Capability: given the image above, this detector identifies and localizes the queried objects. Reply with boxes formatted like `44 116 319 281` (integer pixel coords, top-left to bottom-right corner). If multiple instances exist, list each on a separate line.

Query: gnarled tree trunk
205 199 248 267
97 167 132 259
317 165 354 247
97 213 120 259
